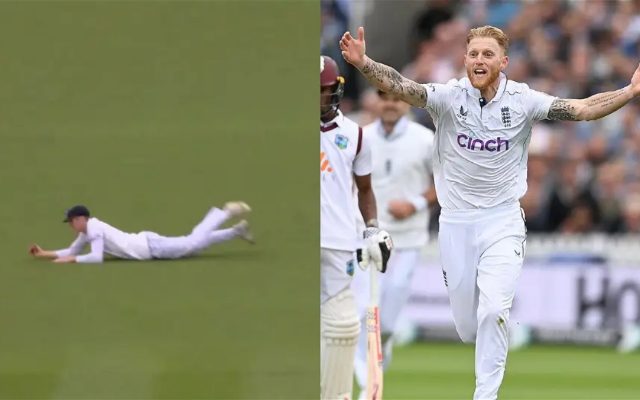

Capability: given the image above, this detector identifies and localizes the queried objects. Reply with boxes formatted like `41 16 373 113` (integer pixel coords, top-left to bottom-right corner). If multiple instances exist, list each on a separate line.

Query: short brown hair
467 25 509 54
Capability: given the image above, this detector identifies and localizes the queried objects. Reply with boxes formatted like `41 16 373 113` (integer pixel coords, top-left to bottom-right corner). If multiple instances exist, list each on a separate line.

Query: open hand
339 27 367 70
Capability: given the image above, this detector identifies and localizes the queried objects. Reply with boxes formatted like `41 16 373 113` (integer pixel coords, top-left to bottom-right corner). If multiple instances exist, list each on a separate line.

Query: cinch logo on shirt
457 134 509 152
320 151 334 173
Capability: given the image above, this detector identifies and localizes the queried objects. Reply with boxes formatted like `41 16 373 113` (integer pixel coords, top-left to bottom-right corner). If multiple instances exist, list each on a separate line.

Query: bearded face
465 37 508 91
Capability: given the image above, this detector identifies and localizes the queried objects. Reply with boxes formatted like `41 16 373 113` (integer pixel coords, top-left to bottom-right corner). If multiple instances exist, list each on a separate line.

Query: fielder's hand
356 227 393 273
29 244 43 257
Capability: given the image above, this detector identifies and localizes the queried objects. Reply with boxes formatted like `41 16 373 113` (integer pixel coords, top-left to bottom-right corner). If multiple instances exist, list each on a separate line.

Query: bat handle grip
369 263 379 306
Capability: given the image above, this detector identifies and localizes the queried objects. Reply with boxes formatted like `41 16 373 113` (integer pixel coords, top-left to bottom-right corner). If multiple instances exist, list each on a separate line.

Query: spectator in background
592 161 626 232
322 0 359 112
520 124 555 232
403 6 468 131
546 148 594 231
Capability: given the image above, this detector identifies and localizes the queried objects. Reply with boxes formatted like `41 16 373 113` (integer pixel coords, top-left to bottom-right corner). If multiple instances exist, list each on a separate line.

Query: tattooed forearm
548 99 579 121
360 58 427 108
549 87 633 122
585 88 627 108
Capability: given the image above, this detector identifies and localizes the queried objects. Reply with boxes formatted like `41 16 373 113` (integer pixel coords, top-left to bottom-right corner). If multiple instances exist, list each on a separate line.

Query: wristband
365 219 379 228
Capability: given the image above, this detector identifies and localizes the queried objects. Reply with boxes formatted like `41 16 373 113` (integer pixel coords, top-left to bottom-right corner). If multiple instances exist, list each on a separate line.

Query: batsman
320 55 393 400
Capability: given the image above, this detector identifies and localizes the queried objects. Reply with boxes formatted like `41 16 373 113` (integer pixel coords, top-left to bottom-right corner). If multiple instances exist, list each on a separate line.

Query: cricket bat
366 265 383 400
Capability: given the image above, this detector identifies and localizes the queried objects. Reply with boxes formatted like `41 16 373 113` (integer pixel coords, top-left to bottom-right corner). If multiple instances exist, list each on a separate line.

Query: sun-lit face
464 37 508 91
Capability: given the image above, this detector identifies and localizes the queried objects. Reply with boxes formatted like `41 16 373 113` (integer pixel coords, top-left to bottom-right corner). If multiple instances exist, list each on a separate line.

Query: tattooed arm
548 86 634 121
339 27 427 108
359 57 427 108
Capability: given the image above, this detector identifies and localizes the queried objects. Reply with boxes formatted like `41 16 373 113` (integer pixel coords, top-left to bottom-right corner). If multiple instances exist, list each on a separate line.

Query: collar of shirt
375 115 410 141
461 72 507 104
320 110 343 132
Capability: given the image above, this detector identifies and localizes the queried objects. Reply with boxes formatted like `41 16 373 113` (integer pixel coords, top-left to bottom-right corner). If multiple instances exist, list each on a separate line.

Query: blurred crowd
322 0 640 234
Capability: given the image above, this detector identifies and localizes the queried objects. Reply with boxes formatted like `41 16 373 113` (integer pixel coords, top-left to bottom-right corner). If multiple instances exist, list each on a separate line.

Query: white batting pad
321 288 360 400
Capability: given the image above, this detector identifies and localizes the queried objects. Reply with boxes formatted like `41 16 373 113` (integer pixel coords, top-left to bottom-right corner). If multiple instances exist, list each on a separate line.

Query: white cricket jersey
365 116 434 248
56 217 152 263
321 110 372 251
422 73 556 210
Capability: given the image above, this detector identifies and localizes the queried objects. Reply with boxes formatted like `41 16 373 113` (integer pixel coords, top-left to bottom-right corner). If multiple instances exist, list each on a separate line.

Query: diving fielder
341 25 640 399
30 202 253 263
351 90 435 398
320 55 392 400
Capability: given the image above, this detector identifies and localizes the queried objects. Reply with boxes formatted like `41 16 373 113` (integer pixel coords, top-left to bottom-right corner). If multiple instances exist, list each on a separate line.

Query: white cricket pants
146 207 239 259
321 247 357 304
321 248 360 400
439 203 526 400
351 248 420 391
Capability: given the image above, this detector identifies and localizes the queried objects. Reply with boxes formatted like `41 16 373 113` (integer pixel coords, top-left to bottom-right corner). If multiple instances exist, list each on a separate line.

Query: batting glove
356 226 393 273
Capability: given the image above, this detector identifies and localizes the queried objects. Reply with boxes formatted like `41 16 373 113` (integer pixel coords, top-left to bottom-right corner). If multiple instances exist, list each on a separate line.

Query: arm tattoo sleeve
584 88 627 109
361 58 427 108
549 88 631 121
547 99 579 121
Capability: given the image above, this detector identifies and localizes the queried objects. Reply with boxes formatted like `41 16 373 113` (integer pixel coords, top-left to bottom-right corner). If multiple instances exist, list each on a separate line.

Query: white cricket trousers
321 248 360 400
439 203 526 400
146 207 239 259
351 248 420 392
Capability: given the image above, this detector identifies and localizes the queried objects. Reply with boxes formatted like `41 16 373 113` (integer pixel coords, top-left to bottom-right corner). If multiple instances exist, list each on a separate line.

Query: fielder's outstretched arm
340 27 427 108
29 244 58 259
52 238 104 264
30 235 86 259
548 64 640 121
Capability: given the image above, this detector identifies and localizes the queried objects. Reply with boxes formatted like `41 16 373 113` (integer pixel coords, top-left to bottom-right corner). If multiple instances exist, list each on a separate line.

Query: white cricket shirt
365 116 434 248
56 217 152 263
423 73 555 210
321 110 372 251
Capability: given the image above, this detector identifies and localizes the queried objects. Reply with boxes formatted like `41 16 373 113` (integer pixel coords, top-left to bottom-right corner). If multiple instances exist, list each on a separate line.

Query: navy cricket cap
63 205 90 222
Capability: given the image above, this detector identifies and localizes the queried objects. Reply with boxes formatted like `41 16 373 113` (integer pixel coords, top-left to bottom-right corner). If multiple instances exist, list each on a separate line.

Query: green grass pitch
0 1 317 399
375 342 640 399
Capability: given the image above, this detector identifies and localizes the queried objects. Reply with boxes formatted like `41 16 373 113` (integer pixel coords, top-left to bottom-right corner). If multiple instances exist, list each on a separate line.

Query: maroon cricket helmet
321 55 345 117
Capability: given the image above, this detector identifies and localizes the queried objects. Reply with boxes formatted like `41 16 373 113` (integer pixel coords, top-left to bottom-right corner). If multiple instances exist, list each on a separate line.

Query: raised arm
548 64 640 121
340 27 427 108
548 88 633 121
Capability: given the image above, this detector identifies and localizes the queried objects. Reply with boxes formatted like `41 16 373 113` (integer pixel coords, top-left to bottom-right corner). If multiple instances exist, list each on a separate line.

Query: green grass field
379 342 640 399
0 2 317 399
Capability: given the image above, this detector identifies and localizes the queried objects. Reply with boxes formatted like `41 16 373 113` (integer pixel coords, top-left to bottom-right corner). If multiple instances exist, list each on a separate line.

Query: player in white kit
351 90 435 398
340 25 640 399
320 55 393 400
30 202 253 263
